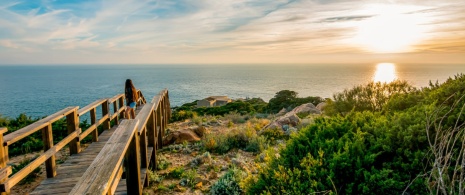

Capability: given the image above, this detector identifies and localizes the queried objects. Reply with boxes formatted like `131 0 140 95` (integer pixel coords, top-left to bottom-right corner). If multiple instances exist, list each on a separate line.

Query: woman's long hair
125 79 138 102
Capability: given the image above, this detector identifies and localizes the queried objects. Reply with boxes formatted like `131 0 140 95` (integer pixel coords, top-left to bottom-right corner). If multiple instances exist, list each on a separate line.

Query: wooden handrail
77 98 107 116
108 93 124 104
71 89 170 194
0 88 169 194
136 103 155 135
3 107 77 147
69 119 140 195
0 131 79 192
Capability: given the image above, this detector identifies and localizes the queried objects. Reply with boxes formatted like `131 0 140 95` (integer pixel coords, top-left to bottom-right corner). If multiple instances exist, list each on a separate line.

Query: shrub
12 157 42 184
211 167 245 195
168 167 185 179
246 111 429 194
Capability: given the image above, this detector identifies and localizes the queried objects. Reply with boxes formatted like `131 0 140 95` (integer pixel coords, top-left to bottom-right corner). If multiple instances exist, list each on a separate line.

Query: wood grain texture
3 107 77 146
77 99 107 116
69 119 139 195
0 131 78 192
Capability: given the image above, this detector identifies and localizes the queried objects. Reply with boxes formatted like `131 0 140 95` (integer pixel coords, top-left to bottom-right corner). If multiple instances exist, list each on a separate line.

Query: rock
277 108 287 116
292 103 321 115
277 113 301 126
316 102 327 111
163 129 201 146
190 152 212 166
191 126 208 137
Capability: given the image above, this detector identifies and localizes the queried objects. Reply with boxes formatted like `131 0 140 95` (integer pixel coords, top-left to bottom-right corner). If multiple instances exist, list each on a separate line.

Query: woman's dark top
125 88 135 106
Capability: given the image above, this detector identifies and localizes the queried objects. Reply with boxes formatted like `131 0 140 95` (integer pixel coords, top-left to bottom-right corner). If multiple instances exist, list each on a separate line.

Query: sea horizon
1 63 464 118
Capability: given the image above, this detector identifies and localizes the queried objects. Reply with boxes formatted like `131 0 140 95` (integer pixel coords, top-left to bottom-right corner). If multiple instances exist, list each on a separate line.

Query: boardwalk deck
30 106 145 195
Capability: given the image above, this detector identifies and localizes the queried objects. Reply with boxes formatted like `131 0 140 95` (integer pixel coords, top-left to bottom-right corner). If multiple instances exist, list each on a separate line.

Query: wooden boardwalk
0 89 171 195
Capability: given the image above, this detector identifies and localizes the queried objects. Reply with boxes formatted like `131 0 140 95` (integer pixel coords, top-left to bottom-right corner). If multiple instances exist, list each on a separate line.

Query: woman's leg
130 108 136 119
125 106 131 119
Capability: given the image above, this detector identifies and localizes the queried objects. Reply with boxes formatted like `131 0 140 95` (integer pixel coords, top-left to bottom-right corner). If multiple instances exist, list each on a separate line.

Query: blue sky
0 0 464 64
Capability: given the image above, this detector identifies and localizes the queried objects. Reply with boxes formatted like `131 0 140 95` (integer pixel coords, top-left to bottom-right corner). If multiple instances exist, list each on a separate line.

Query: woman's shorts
129 102 136 109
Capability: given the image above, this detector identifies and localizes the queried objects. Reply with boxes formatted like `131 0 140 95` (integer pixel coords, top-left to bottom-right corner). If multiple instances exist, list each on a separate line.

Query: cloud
0 0 464 64
318 15 373 23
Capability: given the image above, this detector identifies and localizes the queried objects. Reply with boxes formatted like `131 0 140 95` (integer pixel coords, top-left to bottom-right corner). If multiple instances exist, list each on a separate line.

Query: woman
124 79 139 119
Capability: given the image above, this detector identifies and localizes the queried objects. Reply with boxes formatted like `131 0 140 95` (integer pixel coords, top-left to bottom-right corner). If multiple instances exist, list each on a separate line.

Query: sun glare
351 4 431 53
374 63 397 83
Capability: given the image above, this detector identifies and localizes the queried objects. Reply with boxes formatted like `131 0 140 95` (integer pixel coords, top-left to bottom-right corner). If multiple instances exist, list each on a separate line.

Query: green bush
246 111 429 194
211 167 245 195
168 167 185 179
267 90 324 113
325 80 417 116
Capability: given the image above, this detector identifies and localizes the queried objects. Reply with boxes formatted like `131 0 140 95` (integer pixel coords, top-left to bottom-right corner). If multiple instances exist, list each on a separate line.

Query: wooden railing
0 89 150 193
70 89 170 195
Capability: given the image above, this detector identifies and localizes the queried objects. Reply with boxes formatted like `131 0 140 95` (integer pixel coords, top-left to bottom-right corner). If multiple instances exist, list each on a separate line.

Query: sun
373 63 397 83
351 4 431 53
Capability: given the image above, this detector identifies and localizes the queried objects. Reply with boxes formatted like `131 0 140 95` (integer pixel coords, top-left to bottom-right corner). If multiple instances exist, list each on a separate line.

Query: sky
0 0 464 65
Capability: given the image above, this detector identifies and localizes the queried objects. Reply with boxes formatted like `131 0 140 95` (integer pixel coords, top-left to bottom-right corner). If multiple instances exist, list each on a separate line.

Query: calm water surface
0 64 464 118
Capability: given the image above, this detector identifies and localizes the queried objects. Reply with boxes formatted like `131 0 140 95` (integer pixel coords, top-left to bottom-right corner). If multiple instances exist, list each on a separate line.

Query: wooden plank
0 131 78 192
77 99 107 116
113 101 120 125
79 124 97 141
108 93 124 104
124 129 142 195
91 108 98 142
118 98 125 121
136 103 155 135
0 166 11 181
102 101 111 130
66 110 81 155
41 124 56 178
108 165 123 195
3 107 77 146
0 128 7 168
69 119 139 195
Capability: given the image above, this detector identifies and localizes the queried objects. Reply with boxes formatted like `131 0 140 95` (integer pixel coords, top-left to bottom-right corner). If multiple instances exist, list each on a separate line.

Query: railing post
125 128 142 194
113 101 119 125
147 110 157 169
90 108 98 142
156 106 163 149
102 100 111 130
66 109 81 155
0 128 7 169
41 124 56 178
0 127 9 189
140 127 149 187
119 97 125 121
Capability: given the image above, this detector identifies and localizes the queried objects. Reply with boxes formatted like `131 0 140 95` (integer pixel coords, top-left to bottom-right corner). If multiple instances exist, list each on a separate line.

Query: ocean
0 64 464 119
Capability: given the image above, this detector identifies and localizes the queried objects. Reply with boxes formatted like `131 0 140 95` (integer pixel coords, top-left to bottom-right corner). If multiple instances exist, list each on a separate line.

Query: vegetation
211 167 245 195
246 74 465 194
170 90 322 122
267 90 324 113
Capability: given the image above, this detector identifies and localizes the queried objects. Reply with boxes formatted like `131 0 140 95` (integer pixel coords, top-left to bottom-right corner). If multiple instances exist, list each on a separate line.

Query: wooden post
41 124 56 178
157 106 163 149
139 128 149 187
113 101 119 125
119 97 125 120
102 100 111 130
162 98 167 138
125 129 141 194
0 127 9 187
0 128 7 169
147 111 156 169
66 109 81 155
90 108 98 142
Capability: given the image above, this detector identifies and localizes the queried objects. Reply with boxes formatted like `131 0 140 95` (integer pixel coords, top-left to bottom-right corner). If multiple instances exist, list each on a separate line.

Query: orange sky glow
0 0 464 65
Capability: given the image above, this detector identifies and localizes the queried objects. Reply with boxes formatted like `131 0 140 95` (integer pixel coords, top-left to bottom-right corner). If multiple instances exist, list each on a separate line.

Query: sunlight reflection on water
373 63 397 83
